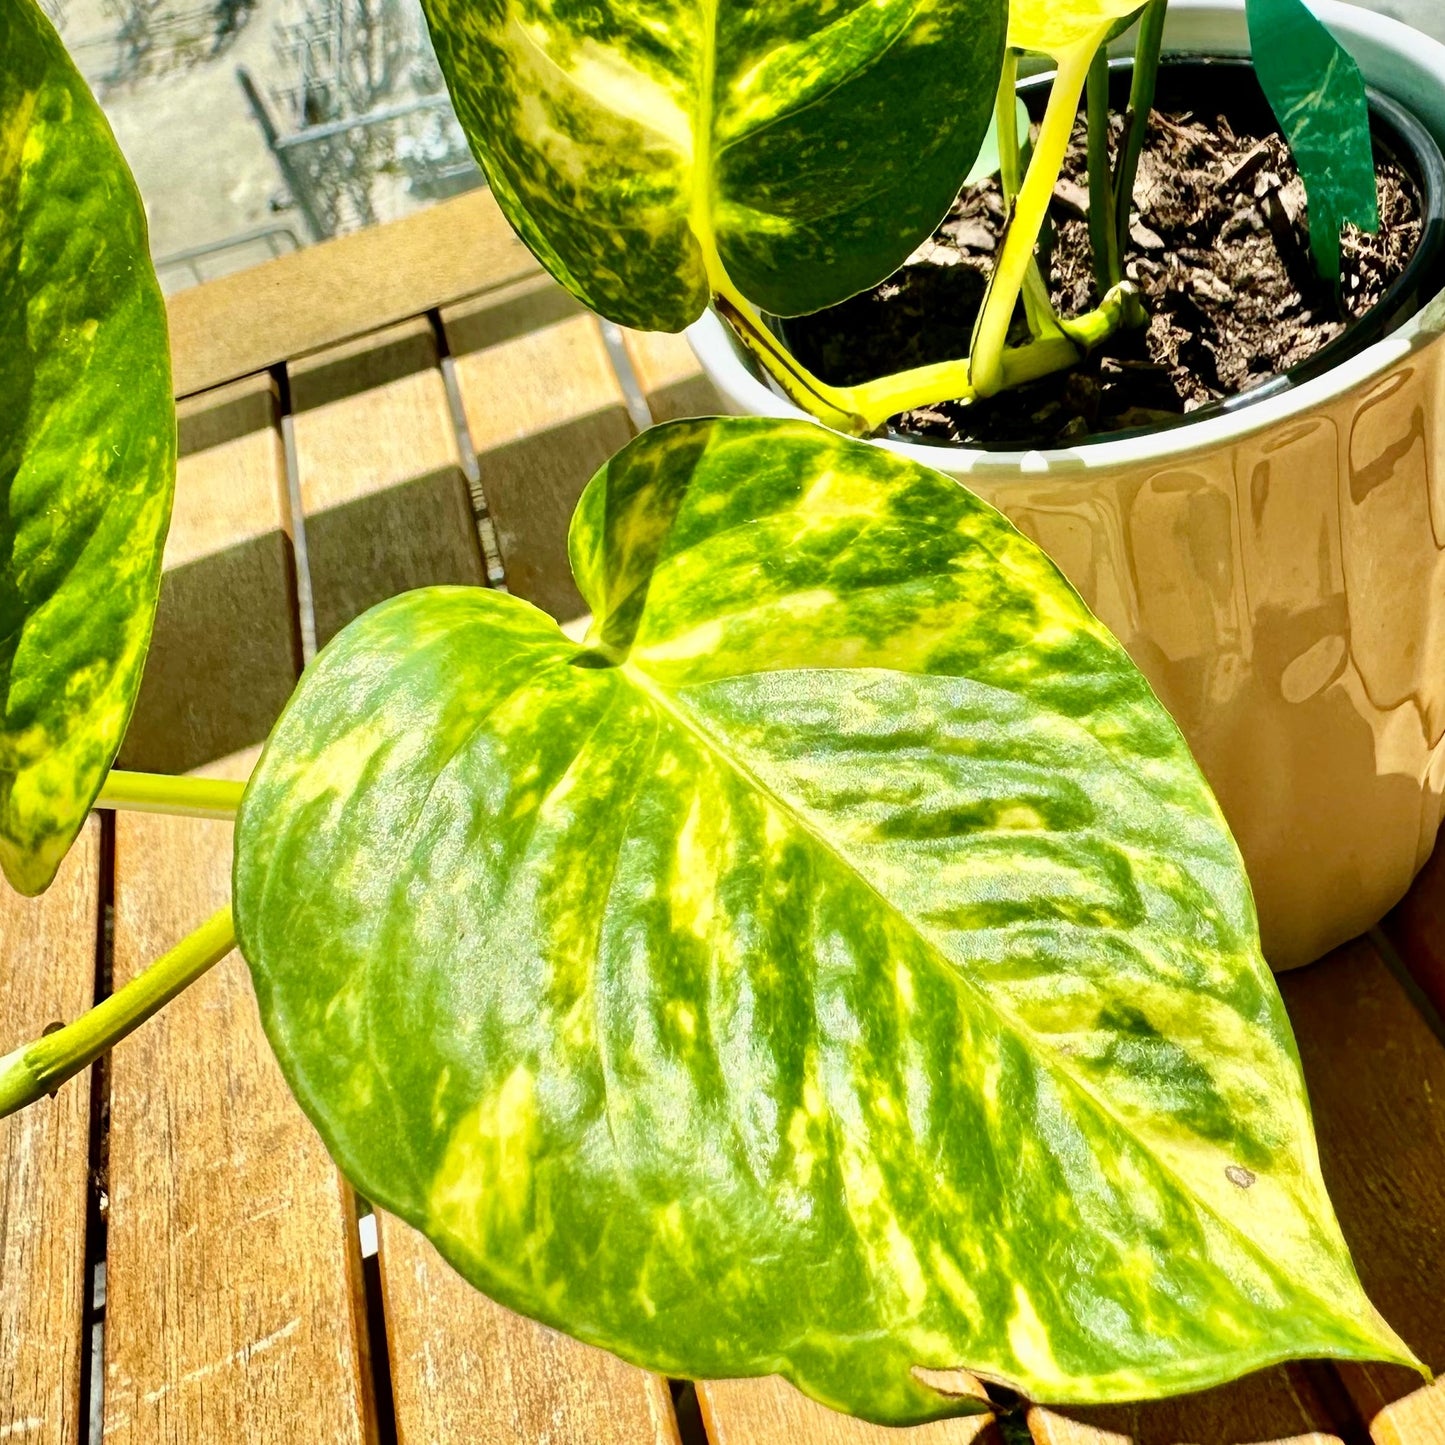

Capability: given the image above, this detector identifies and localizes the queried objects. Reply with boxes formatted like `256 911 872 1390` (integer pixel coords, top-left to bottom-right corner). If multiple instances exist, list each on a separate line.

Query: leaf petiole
96 770 246 820
0 905 235 1119
841 283 1139 426
712 295 871 435
723 279 1138 436
971 40 1097 398
1115 0 1168 260
997 50 1068 343
1087 47 1123 294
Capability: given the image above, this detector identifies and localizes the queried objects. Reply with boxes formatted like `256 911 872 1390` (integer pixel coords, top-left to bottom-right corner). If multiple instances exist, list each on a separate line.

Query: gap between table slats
0 821 103 1445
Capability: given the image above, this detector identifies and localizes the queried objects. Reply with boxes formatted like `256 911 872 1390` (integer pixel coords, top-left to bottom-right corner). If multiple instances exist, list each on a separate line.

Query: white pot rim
687 0 1445 479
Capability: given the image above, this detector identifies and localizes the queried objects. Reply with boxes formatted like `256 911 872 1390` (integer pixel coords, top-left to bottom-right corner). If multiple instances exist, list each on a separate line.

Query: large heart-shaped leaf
419 0 1007 327
1246 0 1379 281
234 419 1414 1425
1 0 175 895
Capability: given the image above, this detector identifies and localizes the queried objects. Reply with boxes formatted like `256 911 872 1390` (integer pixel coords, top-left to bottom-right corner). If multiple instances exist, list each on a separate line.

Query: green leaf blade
1 0 175 895
420 0 1007 327
235 418 1415 1424
1246 0 1379 281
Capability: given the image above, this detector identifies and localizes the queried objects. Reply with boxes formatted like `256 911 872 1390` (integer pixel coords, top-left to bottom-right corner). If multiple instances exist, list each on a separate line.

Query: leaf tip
0 839 61 900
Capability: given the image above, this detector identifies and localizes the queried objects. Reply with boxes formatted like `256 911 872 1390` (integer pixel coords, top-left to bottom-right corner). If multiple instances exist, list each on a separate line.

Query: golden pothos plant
421 0 1381 432
0 0 1423 1428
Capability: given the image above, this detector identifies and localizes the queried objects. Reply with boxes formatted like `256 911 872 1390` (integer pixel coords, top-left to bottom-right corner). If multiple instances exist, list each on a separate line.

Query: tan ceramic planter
688 0 1445 970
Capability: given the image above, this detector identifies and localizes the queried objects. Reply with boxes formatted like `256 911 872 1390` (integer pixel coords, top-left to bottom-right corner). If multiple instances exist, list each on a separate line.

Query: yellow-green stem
1059 280 1146 349
997 51 1067 343
96 770 245 820
844 284 1139 426
972 42 1096 398
714 293 872 435
0 906 236 1119
997 48 1023 199
724 281 1138 437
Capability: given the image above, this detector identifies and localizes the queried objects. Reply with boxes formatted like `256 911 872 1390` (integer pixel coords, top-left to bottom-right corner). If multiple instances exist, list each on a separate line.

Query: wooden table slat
442 274 637 622
116 375 303 778
1026 1365 1349 1445
101 378 375 1444
288 315 485 648
0 823 102 1445
620 329 727 425
1280 941 1445 1445
165 188 541 401
377 1218 681 1445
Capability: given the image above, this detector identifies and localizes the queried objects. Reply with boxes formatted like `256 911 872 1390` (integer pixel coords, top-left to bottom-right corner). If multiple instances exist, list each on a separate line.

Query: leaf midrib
615 655 1353 1334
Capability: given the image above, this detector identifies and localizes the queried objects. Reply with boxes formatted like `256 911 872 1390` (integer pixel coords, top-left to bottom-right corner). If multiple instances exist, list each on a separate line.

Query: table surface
2 187 1445 1445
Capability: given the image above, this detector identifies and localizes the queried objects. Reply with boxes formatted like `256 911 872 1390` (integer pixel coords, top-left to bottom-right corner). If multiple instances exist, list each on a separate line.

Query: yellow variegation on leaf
0 0 175 894
418 0 1007 329
1009 0 1146 57
233 418 1419 1428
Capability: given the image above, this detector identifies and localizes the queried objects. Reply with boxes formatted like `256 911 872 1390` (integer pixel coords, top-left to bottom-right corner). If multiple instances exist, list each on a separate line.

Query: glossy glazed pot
688 0 1445 970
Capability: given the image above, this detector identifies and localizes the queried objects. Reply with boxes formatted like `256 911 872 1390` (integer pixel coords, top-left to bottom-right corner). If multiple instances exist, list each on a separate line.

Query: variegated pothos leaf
0 0 175 895
418 0 1007 326
234 419 1415 1426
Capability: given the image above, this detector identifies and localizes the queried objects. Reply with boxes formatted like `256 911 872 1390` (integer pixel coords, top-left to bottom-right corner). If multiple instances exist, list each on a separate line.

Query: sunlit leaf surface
0 0 174 894
419 0 1007 325
1010 0 1144 57
235 418 1414 1425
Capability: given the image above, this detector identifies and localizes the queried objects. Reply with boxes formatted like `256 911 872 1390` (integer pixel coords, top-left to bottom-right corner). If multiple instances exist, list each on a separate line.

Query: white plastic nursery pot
688 0 1445 971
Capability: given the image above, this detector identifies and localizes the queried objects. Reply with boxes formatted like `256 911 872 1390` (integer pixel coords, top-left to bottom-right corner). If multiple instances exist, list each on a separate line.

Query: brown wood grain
104 802 374 1445
101 375 375 1443
288 316 484 647
0 823 101 1445
622 329 727 424
701 1377 995 1445
442 273 635 621
1279 940 1445 1445
117 375 301 778
377 1216 680 1445
166 189 540 400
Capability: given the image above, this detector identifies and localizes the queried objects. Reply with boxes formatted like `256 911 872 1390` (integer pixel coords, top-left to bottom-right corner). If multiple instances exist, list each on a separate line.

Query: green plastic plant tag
234 417 1415 1426
419 0 1006 327
1247 0 1379 281
0 0 175 895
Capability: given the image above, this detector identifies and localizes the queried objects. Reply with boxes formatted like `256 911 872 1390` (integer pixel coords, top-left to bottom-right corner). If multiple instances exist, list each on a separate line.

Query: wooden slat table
2 187 1442 1445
